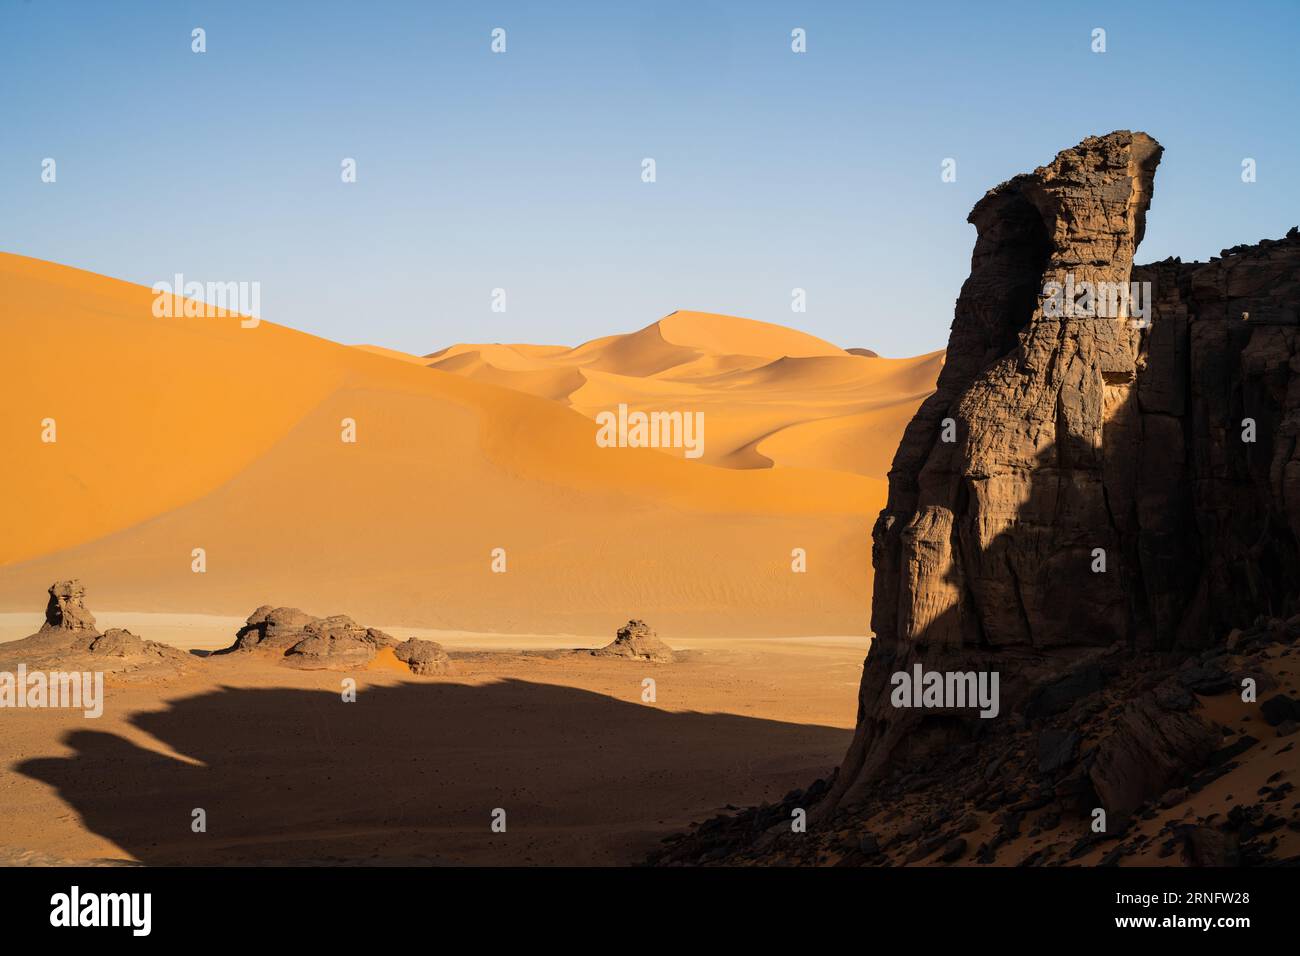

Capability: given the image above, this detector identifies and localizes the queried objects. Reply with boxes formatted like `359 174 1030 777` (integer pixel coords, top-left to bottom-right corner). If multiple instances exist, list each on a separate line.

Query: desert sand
0 254 938 638
0 611 864 866
0 253 939 866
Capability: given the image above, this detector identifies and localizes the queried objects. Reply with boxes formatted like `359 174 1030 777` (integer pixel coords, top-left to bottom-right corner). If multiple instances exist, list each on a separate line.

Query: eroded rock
1089 700 1218 817
223 607 396 669
653 134 1300 868
592 620 675 663
41 580 97 633
826 129 1300 817
0 583 189 679
393 637 453 675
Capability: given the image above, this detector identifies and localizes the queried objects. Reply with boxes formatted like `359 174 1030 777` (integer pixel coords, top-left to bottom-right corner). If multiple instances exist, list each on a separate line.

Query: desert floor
0 621 864 866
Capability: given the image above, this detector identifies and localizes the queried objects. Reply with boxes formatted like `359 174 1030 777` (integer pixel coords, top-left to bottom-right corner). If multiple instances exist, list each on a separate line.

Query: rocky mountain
653 131 1300 866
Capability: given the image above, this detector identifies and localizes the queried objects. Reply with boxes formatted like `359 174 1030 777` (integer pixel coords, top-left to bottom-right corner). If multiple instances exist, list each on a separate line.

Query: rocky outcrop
655 133 1300 866
41 580 97 633
223 606 397 669
393 637 453 675
592 620 675 663
824 130 1300 817
0 582 189 678
88 629 149 657
653 616 1299 867
227 606 320 653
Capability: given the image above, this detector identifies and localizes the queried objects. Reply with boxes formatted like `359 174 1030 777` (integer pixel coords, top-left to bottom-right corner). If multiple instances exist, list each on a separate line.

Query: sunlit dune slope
425 310 943 471
0 257 931 636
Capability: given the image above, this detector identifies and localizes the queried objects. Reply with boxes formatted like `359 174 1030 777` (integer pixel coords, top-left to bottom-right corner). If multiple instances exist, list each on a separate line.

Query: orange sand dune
351 344 430 365
427 309 943 472
0 258 937 636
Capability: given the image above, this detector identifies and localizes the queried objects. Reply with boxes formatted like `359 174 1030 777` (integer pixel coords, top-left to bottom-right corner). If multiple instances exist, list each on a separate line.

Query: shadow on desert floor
17 677 849 865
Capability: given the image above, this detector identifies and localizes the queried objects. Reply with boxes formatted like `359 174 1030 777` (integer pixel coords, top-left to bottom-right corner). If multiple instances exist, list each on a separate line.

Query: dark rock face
1182 827 1241 867
1088 700 1218 817
827 130 1300 815
41 580 97 632
1260 694 1300 726
225 606 396 669
591 619 675 663
1129 236 1300 646
1036 728 1079 775
652 133 1300 868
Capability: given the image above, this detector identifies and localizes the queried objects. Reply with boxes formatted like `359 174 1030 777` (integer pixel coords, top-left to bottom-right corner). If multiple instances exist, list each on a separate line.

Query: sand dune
427 309 944 473
0 257 938 636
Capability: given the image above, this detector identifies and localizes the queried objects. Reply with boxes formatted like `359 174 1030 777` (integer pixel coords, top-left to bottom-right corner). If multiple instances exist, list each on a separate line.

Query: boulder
1181 827 1240 867
229 606 318 652
393 638 453 675
1260 694 1300 726
1089 700 1218 818
1036 729 1079 775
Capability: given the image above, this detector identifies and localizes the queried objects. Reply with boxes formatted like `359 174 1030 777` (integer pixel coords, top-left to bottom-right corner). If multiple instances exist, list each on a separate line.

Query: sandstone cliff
833 131 1300 810
653 132 1300 866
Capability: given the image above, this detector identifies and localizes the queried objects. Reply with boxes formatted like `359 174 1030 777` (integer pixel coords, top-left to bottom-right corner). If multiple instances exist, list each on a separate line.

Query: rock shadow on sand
16 678 847 865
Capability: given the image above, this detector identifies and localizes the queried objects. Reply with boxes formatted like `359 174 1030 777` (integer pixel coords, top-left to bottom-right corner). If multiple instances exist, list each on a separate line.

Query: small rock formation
847 347 880 358
393 637 453 675
87 629 148 658
0 581 189 678
41 580 97 633
224 606 397 669
592 620 675 663
227 606 320 652
222 606 454 675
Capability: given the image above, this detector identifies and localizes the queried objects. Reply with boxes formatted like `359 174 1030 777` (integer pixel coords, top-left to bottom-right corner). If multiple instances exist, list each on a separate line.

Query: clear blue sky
2 0 1296 357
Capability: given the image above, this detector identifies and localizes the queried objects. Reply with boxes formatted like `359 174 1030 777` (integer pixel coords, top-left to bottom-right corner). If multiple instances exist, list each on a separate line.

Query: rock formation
224 606 398 669
223 606 453 675
592 620 675 663
653 132 1300 866
830 130 1300 812
0 581 190 678
41 580 97 633
393 637 453 675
